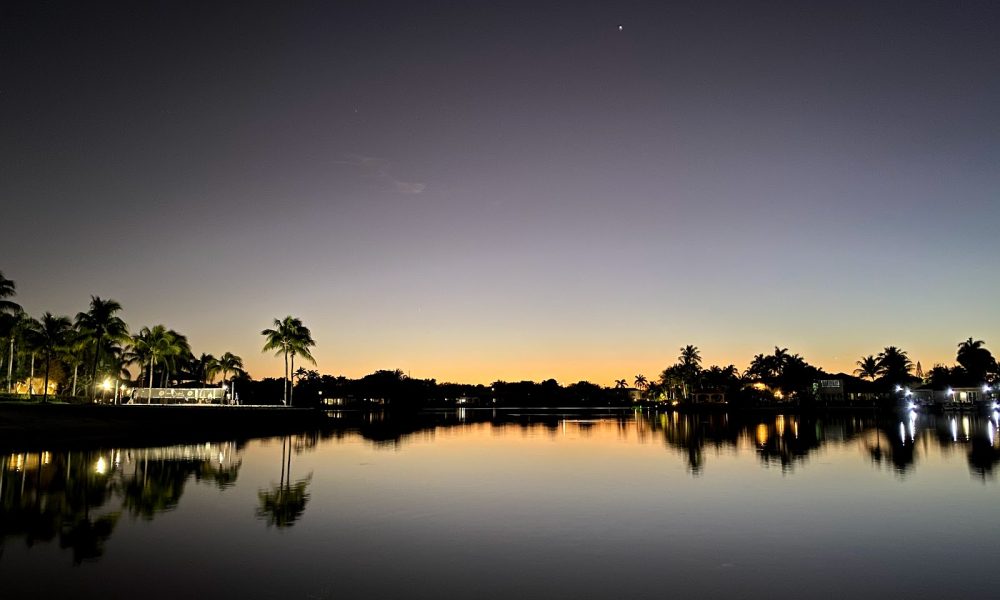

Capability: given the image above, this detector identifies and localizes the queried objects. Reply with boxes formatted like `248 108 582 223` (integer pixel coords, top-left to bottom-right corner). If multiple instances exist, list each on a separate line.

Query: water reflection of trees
0 443 242 563
256 435 311 528
325 409 1000 479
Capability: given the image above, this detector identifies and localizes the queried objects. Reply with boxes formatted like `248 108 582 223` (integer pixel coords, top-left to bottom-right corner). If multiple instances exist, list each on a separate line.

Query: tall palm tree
677 345 702 399
262 317 294 406
218 352 245 387
678 345 702 369
128 325 172 403
158 329 191 387
287 322 316 407
633 374 648 390
0 311 21 393
60 327 90 397
0 271 20 315
262 316 315 406
75 297 128 401
854 355 880 381
30 313 73 402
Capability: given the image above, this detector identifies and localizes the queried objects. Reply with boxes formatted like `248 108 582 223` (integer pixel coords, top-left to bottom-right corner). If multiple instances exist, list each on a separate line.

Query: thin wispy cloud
336 154 425 194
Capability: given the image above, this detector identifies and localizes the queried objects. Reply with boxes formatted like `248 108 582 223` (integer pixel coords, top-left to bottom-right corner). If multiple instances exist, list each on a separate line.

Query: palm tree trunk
91 340 102 401
6 336 12 393
222 368 229 404
43 350 51 403
147 358 155 404
283 349 289 406
72 364 78 397
29 353 35 398
290 353 296 407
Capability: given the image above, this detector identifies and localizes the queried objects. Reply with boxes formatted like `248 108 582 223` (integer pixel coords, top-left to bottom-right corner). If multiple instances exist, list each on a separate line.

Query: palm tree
262 316 315 406
854 355 880 381
30 313 73 402
159 329 192 387
75 297 128 401
218 352 244 385
678 345 702 369
633 374 648 390
128 326 172 403
614 379 628 389
60 327 90 398
876 346 913 385
191 353 221 385
956 337 997 381
677 345 702 399
0 311 21 393
287 322 316 407
262 317 294 406
0 271 20 315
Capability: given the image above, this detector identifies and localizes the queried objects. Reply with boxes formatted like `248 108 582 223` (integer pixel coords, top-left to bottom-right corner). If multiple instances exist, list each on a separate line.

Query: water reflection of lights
41 451 51 465
756 424 769 446
95 456 107 474
908 411 916 440
962 416 970 438
776 415 786 436
898 422 906 443
951 418 958 442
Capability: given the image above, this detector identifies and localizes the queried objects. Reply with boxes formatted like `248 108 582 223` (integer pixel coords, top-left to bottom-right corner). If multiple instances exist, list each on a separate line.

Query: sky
2 1 999 384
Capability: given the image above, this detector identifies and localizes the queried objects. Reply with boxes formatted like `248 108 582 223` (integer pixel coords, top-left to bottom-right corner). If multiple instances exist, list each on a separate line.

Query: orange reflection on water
756 424 769 446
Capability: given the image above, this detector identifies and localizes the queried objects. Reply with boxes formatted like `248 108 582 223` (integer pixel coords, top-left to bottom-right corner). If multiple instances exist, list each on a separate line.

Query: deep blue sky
3 1 998 382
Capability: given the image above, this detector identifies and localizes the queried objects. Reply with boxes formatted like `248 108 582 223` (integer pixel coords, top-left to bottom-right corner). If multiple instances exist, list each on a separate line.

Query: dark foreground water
2 409 999 599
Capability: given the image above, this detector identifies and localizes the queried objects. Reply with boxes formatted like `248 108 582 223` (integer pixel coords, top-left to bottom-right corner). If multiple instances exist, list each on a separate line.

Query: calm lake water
2 409 999 599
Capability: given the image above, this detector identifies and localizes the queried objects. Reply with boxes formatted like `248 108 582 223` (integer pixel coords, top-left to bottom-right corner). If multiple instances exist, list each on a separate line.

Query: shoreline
0 403 325 452
0 402 923 453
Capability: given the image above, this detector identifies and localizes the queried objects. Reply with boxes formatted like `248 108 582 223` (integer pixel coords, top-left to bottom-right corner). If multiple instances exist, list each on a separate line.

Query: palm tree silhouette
876 346 913 384
633 374 648 390
956 337 997 381
75 297 128 401
677 345 702 399
159 329 192 387
1 311 22 393
854 355 880 381
262 316 315 406
192 353 220 385
30 313 73 402
287 324 316 407
128 325 174 403
0 271 20 315
218 352 245 402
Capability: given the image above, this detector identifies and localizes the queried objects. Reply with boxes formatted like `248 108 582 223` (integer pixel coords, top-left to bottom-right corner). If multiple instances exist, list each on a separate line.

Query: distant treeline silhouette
1 271 997 408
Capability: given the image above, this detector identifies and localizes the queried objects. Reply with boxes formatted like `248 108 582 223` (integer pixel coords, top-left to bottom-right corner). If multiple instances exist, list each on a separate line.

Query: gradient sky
3 1 998 384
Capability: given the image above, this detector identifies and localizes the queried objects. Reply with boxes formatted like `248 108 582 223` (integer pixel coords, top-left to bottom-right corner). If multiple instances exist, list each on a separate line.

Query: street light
101 378 112 403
